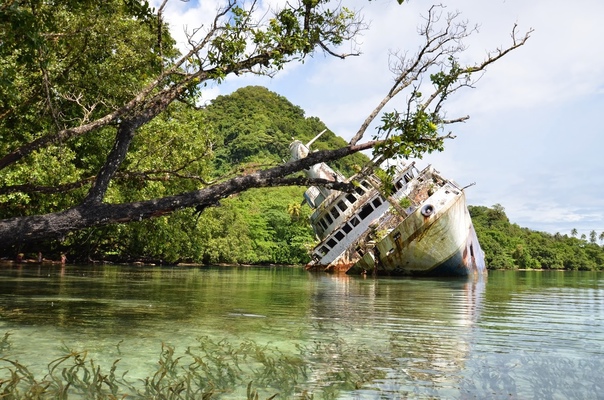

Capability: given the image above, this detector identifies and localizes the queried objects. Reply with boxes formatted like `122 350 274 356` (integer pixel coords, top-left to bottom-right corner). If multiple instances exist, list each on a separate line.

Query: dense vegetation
0 0 531 248
3 86 365 265
2 83 602 270
470 204 604 271
0 0 384 246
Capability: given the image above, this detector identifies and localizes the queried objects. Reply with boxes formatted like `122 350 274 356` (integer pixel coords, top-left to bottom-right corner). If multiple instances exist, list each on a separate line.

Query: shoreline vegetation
468 204 604 271
3 202 604 275
0 259 295 269
2 203 604 272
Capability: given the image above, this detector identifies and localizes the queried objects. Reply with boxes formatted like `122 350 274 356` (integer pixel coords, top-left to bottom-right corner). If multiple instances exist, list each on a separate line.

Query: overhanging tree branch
0 140 376 245
0 1 532 253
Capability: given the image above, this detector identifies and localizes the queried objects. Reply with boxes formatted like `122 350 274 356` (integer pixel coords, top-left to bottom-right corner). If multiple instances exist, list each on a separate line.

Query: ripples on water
0 265 602 399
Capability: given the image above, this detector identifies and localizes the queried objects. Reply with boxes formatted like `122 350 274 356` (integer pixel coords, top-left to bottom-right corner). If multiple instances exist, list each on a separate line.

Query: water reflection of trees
1 266 601 397
0 265 313 334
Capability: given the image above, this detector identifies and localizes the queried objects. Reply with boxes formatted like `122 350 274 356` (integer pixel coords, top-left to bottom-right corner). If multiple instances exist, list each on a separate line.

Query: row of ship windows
317 196 384 256
317 181 373 231
317 170 413 233
314 171 415 258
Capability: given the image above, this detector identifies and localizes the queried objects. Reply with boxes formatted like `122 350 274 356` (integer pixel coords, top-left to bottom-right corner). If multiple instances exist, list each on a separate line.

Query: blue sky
154 0 604 237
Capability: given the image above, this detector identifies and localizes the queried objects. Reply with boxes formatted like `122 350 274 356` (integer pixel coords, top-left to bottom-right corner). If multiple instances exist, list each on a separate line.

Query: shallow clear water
0 264 602 398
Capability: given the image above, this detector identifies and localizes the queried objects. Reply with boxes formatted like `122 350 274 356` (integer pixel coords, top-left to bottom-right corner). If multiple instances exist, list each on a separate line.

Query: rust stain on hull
290 134 486 278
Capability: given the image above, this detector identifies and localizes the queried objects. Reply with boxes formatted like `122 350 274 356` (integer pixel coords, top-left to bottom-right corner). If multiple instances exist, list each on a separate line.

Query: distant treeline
470 204 604 270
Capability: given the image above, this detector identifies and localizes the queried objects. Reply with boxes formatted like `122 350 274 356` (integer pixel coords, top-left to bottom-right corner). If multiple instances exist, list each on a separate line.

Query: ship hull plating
318 185 486 277
291 135 486 278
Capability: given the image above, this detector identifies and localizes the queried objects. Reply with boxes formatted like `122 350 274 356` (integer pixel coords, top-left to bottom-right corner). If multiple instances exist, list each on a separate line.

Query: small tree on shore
590 230 597 244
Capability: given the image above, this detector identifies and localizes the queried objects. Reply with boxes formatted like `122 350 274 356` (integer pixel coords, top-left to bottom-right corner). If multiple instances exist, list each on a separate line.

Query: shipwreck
290 133 486 277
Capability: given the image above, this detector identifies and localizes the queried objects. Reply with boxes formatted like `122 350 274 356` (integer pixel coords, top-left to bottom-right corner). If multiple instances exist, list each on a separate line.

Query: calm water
0 264 602 399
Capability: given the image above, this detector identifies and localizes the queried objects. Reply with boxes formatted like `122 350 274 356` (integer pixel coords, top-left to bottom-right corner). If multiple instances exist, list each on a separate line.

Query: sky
152 0 604 237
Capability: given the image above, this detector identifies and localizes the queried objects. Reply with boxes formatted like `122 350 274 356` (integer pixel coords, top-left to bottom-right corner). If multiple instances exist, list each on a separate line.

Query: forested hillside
471 205 604 270
206 86 366 177
4 86 603 270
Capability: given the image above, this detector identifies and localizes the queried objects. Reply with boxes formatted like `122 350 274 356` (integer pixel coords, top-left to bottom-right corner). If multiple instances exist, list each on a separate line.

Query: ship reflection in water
304 272 485 395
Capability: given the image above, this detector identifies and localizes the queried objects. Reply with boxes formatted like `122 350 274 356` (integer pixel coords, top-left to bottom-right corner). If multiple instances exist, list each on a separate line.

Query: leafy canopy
0 0 531 258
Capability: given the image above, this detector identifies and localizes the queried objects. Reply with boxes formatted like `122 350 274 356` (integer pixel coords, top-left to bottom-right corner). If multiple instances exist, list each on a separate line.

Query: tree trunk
0 142 375 246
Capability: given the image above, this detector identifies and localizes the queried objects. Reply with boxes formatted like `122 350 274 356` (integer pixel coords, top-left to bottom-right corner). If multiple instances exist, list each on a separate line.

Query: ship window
342 223 352 234
394 179 403 190
335 231 345 241
372 197 382 208
327 238 337 248
350 216 360 227
330 207 340 219
404 172 413 183
359 203 374 220
319 219 328 230
360 180 371 190
346 193 357 204
337 200 347 212
355 186 365 196
324 213 333 225
319 246 329 256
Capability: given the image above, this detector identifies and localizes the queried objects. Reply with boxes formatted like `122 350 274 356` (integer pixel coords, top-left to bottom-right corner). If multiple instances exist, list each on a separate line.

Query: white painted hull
293 146 486 276
349 189 485 276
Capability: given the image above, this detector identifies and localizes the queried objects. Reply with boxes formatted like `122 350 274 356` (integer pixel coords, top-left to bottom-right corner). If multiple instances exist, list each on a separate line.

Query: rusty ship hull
346 185 485 276
301 163 485 276
289 135 486 277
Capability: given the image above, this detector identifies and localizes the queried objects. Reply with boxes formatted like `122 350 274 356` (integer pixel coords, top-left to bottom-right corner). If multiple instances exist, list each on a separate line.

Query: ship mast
305 129 327 148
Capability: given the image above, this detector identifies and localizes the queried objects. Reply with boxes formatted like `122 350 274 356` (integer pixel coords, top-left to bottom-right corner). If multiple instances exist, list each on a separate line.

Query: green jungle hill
4 86 604 270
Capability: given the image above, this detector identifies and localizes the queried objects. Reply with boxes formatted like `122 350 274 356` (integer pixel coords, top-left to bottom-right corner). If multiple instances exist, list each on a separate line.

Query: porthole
421 204 435 217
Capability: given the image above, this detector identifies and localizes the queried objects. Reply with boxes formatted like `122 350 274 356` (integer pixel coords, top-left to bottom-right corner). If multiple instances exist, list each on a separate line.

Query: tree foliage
0 0 531 259
2 85 365 264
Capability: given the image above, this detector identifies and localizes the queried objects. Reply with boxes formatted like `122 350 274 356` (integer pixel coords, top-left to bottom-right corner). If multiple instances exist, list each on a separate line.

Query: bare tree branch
0 140 376 245
0 2 532 249
157 0 169 64
349 6 531 146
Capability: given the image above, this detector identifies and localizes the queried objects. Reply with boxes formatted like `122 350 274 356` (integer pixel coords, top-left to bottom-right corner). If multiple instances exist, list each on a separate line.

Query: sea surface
0 264 602 399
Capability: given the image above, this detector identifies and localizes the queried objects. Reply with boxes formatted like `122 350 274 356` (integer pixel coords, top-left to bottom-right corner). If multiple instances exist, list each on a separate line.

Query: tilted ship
290 133 486 276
